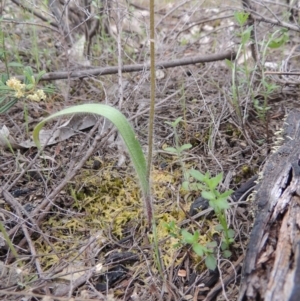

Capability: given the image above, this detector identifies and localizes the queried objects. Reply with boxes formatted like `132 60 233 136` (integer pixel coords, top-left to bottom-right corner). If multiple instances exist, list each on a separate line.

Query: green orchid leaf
33 104 149 198
225 59 234 70
181 181 190 191
0 85 13 91
1 73 9 84
165 116 182 128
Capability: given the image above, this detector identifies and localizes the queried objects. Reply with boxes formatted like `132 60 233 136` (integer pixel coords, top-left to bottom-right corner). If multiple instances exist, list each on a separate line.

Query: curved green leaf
32 104 149 197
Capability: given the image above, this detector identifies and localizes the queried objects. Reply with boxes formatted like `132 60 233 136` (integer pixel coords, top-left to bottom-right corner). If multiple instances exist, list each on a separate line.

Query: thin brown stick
203 255 244 301
1 18 60 33
2 190 39 229
252 12 300 32
175 13 234 39
146 0 156 227
0 288 97 301
6 195 44 275
116 1 124 109
265 71 300 76
16 50 237 82
10 0 58 28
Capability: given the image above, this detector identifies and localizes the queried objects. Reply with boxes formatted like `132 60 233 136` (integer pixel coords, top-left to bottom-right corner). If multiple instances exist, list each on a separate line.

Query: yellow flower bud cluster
6 77 25 98
6 77 46 101
26 89 46 101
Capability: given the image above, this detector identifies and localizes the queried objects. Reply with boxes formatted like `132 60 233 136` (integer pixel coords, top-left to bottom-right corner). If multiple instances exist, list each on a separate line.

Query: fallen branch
10 0 58 28
17 50 237 82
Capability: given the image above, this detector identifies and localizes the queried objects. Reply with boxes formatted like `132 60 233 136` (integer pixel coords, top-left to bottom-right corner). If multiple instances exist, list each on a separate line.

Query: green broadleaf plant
183 169 234 254
164 221 218 270
164 118 234 268
205 254 217 270
234 11 249 26
181 229 217 270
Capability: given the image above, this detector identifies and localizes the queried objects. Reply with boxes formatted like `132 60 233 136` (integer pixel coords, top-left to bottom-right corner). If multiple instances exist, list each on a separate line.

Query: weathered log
238 110 300 301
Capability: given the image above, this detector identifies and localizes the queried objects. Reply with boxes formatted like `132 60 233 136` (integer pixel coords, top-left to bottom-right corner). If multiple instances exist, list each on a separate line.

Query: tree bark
238 110 300 301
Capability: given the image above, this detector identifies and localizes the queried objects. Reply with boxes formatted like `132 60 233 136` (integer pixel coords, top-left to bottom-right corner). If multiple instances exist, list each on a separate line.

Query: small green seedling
234 11 250 26
164 221 218 270
164 117 192 181
164 118 234 268
183 170 234 255
181 229 217 270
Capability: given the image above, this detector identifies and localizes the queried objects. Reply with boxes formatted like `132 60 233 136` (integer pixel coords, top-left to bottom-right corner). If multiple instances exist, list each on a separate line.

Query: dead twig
175 13 234 39
16 219 43 276
252 12 300 32
0 288 99 301
264 71 300 76
1 18 60 33
10 0 58 28
16 50 237 82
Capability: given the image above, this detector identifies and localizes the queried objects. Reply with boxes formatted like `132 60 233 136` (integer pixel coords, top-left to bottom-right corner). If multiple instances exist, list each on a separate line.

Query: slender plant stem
146 0 155 226
116 1 124 109
148 0 163 277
